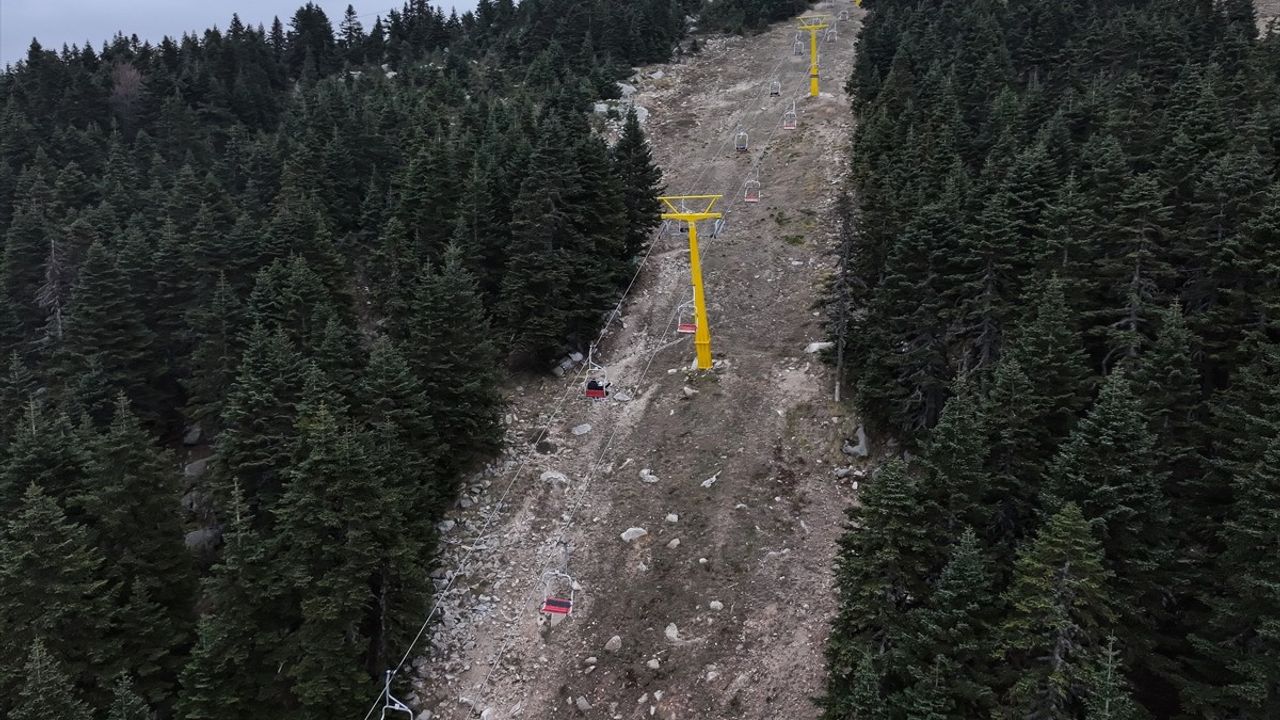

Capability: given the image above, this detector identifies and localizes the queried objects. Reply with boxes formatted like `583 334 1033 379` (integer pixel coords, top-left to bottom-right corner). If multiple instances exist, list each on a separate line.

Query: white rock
709 600 724 611
666 538 680 549
640 468 660 484
585 656 598 665
647 658 661 669
416 711 433 720
682 385 699 398
620 527 648 543
701 471 720 488
593 102 609 114
805 341 834 354
576 696 592 711
665 513 679 523
843 425 870 458
617 82 637 97
572 423 593 436
540 470 568 486
664 623 680 642
437 519 456 533
605 635 623 653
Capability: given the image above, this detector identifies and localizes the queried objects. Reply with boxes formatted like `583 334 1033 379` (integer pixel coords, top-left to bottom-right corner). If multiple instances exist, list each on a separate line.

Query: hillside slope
406 2 865 718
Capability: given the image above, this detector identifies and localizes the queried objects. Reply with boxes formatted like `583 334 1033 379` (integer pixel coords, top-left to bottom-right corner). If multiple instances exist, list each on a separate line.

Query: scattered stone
701 471 720 488
682 385 699 398
183 457 210 480
804 341 834 354
640 468 660 483
664 513 679 523
709 600 724 611
541 470 569 486
706 669 720 682
572 423 593 436
650 69 666 80
182 425 202 446
479 711 494 720
666 538 680 549
576 696 592 712
620 527 648 543
834 466 853 479
184 527 220 551
842 425 869 458
569 351 585 364
437 519 456 533
647 658 661 669
605 635 623 653
664 623 680 642
585 656 598 666
416 711 434 720
459 497 473 509
613 390 633 402
617 82 637 97
593 102 609 114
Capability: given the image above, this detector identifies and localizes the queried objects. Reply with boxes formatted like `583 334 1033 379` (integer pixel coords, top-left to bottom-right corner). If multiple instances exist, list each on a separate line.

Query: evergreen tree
61 239 161 417
611 106 664 259
273 403 380 717
1045 371 1170 659
406 243 503 470
1084 637 1142 720
108 674 154 720
896 529 1000 718
82 396 195 703
1188 436 1280 718
0 484 113 710
10 640 94 720
998 504 1116 720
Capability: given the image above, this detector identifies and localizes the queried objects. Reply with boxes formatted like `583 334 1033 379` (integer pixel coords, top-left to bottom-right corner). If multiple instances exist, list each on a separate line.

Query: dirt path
408 4 867 719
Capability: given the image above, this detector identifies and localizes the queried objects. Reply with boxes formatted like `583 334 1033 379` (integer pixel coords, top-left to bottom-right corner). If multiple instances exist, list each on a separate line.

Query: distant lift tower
798 15 830 97
660 195 723 370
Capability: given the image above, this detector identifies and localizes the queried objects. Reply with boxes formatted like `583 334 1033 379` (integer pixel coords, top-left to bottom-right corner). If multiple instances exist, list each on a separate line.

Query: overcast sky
1 0 478 67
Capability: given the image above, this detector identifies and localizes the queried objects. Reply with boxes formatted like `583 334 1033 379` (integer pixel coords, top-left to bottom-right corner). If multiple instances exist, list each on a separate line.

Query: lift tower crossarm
659 194 723 371
797 15 830 97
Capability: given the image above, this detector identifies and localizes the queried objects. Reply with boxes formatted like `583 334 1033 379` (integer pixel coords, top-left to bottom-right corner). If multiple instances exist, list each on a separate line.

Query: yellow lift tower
660 195 723 370
798 15 830 97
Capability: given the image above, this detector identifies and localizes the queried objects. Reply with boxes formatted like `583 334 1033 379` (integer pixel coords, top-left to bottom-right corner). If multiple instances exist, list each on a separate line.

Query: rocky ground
1260 0 1280 27
403 3 868 719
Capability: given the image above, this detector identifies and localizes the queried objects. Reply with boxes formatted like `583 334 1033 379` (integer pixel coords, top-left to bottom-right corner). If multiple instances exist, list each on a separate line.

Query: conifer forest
824 0 1280 718
4 0 1280 718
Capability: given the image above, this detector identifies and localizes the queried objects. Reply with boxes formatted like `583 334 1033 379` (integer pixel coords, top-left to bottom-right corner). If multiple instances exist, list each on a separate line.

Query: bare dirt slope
408 4 867 719
1260 0 1280 27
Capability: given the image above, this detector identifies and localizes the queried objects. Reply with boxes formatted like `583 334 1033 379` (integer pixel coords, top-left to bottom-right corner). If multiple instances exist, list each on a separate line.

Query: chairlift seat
585 387 607 400
542 597 573 615
677 322 697 334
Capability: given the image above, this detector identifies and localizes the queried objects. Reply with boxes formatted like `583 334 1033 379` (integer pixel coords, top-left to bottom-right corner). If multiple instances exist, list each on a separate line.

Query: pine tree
177 491 286 720
611 106 664 259
1045 371 1170 658
828 459 943 687
1004 275 1092 441
998 504 1116 720
896 529 1000 718
406 243 503 470
1084 637 1142 720
1188 436 1280 718
916 378 991 536
82 396 195 703
61 239 161 417
216 323 304 519
108 674 154 720
0 484 113 709
9 640 94 720
184 273 246 430
273 403 380 717
0 403 89 511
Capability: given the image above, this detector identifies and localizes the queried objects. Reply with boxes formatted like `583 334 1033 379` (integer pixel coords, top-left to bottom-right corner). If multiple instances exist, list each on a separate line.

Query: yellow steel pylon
798 15 830 97
659 195 723 370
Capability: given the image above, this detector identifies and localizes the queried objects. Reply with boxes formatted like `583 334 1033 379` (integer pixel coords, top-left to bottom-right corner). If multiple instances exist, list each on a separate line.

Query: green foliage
11 640 95 720
998 504 1116 719
828 1 1280 716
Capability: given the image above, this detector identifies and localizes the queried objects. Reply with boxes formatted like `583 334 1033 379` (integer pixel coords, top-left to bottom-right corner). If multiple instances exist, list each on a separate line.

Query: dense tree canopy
826 1 1280 718
0 0 674 716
